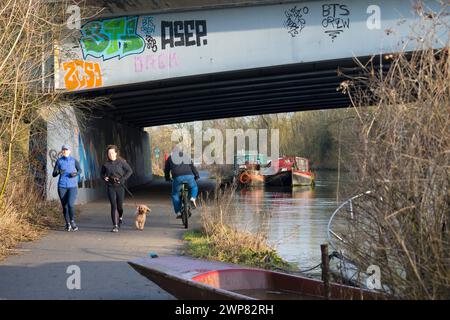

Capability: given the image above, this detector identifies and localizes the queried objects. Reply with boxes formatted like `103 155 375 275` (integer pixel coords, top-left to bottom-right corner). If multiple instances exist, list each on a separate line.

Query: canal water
226 171 350 276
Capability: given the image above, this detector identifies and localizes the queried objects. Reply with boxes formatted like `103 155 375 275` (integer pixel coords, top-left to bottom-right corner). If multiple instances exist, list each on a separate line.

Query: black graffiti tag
146 35 158 52
161 20 208 50
322 4 350 41
48 149 60 167
283 6 309 37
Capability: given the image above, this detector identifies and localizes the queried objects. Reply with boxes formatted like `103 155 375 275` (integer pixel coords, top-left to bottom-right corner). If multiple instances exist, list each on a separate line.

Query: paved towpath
0 179 214 299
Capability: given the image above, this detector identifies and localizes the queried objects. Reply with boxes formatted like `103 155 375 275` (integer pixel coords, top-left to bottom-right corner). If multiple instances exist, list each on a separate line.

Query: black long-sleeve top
164 155 200 180
101 158 133 186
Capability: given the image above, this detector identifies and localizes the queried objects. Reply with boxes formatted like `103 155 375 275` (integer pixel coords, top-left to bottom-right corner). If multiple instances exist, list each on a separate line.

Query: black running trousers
107 184 124 226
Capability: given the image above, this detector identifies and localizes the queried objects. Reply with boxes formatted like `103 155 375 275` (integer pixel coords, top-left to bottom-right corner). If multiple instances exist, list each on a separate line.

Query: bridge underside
74 55 389 128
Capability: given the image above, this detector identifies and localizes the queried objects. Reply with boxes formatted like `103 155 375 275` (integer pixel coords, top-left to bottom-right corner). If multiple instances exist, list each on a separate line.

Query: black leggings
107 185 125 226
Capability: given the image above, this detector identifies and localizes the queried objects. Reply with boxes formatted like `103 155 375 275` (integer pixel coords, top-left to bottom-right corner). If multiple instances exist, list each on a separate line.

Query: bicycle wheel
181 186 189 229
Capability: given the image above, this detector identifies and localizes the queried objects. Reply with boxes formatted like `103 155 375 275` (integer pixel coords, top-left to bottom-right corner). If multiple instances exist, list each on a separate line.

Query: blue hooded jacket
52 156 81 188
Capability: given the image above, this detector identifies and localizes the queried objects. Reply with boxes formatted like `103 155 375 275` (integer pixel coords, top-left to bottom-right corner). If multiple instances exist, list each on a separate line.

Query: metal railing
327 190 372 253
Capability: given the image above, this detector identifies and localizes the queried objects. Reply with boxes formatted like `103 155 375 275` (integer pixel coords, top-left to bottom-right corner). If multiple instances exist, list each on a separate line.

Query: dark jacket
52 156 81 188
101 158 133 186
164 155 199 180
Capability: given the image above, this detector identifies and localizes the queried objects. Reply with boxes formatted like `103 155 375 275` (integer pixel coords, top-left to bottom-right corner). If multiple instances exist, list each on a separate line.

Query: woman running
101 145 133 232
52 144 81 231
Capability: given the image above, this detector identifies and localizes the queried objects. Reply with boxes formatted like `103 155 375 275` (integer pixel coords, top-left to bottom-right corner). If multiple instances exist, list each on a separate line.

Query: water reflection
228 172 344 273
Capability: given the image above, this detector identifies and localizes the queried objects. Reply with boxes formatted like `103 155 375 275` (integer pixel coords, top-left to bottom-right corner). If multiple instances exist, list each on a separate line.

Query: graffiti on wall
77 129 101 188
66 118 149 189
134 52 180 72
29 129 47 196
48 117 150 191
48 149 60 168
141 16 158 53
322 4 350 41
63 60 103 91
141 16 156 34
146 35 158 52
79 16 145 60
161 20 208 50
283 6 309 37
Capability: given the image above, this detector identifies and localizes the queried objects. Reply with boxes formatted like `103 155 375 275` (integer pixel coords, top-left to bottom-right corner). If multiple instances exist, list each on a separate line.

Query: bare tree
336 5 449 299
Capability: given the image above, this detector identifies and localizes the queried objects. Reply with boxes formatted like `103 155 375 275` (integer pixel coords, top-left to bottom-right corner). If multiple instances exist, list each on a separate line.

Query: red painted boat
264 157 315 187
128 256 381 300
292 157 315 187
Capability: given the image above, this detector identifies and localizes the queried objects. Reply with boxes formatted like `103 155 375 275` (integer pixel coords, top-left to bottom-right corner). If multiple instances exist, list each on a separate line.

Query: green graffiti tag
80 16 145 60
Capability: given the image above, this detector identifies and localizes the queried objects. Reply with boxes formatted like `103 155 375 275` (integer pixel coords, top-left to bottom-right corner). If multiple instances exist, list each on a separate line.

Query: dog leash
120 182 139 208
121 183 133 197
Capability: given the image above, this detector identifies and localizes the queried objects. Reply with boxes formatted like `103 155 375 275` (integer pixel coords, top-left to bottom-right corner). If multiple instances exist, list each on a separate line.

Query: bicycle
179 181 192 229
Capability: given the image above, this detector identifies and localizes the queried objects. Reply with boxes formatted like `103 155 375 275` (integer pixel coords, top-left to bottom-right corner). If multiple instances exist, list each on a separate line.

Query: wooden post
321 244 331 299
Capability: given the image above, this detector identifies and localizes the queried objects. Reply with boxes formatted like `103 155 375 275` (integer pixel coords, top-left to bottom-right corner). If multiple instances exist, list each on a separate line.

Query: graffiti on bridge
141 16 158 52
141 16 156 35
134 52 180 72
63 60 103 91
282 4 351 42
283 6 309 37
146 35 158 52
161 20 208 50
79 16 145 60
77 130 101 189
322 4 350 41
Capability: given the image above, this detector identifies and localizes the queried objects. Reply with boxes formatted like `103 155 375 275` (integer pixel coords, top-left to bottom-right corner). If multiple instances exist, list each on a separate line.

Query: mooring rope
271 251 345 275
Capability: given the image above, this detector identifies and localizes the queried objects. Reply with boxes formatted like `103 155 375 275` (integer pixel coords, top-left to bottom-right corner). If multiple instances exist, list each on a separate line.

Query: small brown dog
135 205 151 230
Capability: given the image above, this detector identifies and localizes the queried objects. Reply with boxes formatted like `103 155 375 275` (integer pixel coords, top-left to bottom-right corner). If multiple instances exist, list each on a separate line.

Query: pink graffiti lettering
134 52 179 72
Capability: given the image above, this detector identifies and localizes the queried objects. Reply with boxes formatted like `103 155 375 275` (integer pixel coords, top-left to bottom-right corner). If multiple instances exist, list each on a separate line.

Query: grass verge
0 199 63 261
0 155 64 261
182 183 295 271
183 229 293 271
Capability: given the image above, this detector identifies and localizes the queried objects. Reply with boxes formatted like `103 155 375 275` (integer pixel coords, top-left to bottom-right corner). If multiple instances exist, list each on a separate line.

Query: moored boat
264 157 315 187
234 152 266 187
292 170 315 186
264 169 292 187
292 157 315 186
128 256 382 300
238 169 265 186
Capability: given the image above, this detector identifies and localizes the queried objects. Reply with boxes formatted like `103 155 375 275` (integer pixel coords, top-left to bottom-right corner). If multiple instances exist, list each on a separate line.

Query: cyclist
164 146 200 219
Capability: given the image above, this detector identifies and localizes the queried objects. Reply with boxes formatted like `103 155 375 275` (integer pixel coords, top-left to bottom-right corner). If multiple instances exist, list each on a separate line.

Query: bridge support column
46 104 152 204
